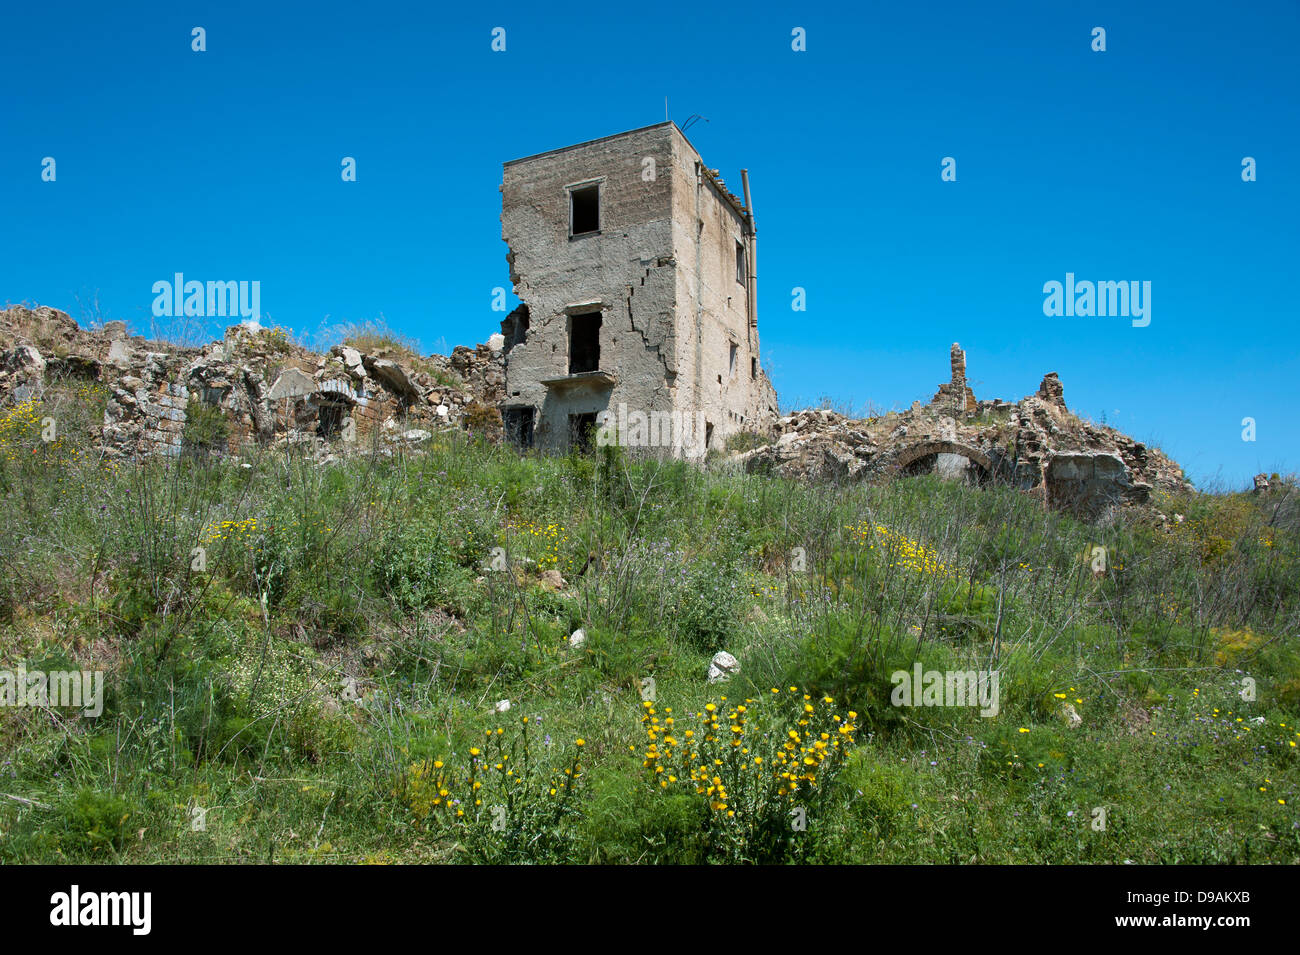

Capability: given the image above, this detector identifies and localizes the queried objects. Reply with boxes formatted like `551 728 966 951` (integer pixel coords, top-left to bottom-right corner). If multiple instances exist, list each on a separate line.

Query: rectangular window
568 312 601 374
751 356 758 379
729 342 738 378
570 184 600 236
735 240 747 285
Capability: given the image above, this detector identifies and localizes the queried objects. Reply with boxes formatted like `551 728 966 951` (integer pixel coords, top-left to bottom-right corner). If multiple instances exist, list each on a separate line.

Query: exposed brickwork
931 343 977 414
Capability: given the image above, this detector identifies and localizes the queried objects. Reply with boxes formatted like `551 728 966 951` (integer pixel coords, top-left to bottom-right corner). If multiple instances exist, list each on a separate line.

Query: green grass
334 318 421 360
0 381 1297 863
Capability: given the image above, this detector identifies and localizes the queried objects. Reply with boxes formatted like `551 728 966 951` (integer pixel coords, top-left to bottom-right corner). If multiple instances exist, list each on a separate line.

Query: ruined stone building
497 122 778 456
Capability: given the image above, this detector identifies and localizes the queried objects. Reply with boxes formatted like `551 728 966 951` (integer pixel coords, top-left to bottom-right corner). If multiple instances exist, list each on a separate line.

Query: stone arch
895 440 994 478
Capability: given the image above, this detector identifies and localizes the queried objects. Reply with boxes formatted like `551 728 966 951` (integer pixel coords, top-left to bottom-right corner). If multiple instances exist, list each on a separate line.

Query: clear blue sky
3 1 1296 487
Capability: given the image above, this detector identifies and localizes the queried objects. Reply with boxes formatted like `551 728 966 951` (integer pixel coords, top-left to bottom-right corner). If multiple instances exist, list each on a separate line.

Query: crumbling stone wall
736 344 1189 522
0 305 1196 524
0 306 507 460
1045 451 1150 520
104 352 192 456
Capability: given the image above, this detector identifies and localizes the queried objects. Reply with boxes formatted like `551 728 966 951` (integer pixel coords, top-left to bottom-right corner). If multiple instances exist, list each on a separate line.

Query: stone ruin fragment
0 305 506 460
734 343 1191 522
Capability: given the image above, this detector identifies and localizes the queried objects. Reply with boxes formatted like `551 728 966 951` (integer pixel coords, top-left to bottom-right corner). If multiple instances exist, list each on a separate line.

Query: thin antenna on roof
682 114 708 133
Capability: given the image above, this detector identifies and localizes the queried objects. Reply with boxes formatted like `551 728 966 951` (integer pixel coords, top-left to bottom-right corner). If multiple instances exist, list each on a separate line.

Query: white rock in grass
707 651 740 684
568 628 587 649
494 699 511 713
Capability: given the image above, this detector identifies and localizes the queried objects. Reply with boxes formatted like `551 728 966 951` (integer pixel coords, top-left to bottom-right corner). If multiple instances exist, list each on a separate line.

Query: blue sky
2 0 1296 487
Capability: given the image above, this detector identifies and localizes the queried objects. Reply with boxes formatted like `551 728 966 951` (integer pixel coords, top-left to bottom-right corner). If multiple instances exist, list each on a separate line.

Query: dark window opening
570 184 600 236
318 401 347 439
705 421 715 450
751 356 758 379
569 412 597 453
503 407 535 449
736 240 747 285
569 312 601 374
729 342 738 378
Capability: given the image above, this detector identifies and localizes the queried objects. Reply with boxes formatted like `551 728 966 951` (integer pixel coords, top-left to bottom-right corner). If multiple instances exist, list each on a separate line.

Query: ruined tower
931 343 977 414
497 122 778 456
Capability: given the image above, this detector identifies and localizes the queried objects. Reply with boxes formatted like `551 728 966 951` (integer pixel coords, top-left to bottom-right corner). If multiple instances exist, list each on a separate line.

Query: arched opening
896 441 995 485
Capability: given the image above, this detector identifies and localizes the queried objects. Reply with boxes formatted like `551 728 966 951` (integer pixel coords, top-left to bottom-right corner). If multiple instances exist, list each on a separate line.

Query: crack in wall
624 264 673 383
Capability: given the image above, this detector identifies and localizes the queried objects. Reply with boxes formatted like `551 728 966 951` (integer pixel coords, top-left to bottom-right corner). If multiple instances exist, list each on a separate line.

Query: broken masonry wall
2 307 507 461
930 342 977 415
500 123 680 452
103 351 192 457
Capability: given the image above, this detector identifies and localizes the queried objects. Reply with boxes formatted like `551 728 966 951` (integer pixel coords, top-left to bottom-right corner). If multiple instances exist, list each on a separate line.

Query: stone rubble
0 310 1194 522
0 305 505 459
707 650 740 684
734 343 1191 522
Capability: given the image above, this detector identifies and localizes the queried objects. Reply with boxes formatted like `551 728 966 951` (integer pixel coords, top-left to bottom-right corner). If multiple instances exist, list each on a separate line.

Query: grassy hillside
1 378 1298 864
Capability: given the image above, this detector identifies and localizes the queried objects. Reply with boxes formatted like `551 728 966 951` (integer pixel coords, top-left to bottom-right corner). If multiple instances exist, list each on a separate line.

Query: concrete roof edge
503 122 675 167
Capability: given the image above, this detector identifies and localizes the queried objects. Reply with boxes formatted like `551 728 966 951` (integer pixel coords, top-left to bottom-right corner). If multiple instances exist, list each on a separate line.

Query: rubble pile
0 305 506 458
0 309 1194 523
735 343 1191 521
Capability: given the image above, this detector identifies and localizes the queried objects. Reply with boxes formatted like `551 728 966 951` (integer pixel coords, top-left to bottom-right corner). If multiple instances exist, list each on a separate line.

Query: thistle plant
640 687 858 861
401 716 585 862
